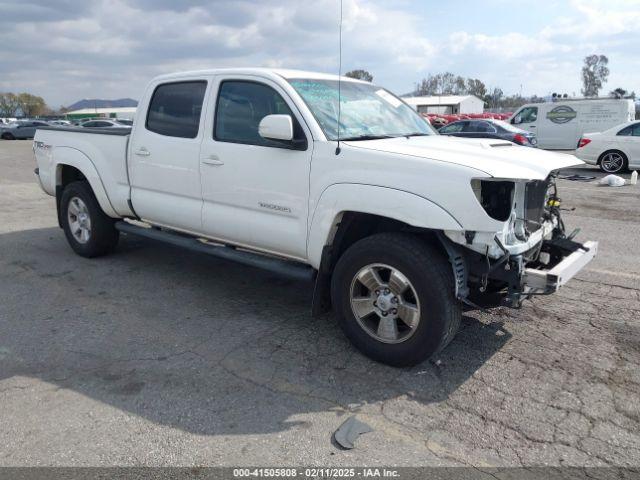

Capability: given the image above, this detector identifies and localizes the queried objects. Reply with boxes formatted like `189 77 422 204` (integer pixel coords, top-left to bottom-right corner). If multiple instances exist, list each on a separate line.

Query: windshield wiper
339 134 400 141
404 132 430 138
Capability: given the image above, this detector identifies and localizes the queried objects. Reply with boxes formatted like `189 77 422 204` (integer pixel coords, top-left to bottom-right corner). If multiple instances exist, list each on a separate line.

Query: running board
115 221 316 282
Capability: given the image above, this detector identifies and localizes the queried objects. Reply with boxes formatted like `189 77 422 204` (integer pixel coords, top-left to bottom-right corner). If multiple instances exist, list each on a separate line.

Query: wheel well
311 211 443 316
328 212 442 267
58 164 87 188
597 149 628 165
55 165 88 227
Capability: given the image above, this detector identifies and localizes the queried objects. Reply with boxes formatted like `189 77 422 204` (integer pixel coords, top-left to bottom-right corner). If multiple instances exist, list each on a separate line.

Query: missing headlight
471 179 514 221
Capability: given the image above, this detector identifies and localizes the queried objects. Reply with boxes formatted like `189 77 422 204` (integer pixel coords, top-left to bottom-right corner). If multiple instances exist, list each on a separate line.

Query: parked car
0 120 50 140
49 120 72 126
33 68 597 367
510 99 635 149
438 119 537 147
575 121 640 173
80 119 132 128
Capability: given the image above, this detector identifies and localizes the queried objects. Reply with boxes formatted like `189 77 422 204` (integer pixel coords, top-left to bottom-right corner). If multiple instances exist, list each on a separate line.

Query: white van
510 99 635 150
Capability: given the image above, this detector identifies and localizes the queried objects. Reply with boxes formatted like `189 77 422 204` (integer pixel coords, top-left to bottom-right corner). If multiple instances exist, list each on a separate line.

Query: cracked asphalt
0 140 639 467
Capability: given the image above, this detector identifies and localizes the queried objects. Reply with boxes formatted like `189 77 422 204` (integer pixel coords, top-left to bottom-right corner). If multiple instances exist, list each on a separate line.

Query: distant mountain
67 98 138 110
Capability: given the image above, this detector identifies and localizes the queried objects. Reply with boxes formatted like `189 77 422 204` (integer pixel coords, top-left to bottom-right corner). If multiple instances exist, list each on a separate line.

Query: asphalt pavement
1 140 639 467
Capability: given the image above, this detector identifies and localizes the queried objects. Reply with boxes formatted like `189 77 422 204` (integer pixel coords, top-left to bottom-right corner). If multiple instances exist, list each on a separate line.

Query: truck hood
344 135 582 180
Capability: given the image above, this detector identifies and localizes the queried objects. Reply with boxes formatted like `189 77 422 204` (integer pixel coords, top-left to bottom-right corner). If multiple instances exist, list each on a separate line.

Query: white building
403 95 485 115
66 107 137 121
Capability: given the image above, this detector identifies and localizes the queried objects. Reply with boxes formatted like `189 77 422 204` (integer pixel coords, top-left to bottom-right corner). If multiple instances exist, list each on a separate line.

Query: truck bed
34 126 134 218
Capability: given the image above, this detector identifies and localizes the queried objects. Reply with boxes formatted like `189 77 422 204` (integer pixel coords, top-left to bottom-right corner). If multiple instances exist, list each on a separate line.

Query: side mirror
512 115 522 125
259 114 293 141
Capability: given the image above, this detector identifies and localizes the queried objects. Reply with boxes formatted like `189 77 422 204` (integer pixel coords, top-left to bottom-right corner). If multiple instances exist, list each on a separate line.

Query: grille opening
524 179 550 232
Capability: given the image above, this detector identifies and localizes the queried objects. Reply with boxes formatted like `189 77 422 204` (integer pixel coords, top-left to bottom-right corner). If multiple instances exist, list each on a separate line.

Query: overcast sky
1 0 639 107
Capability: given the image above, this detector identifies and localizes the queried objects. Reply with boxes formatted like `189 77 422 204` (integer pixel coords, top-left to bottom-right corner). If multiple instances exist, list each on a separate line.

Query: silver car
0 120 50 140
80 119 132 128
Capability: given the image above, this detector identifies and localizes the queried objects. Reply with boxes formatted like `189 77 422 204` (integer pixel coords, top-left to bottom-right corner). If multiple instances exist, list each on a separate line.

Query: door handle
134 147 150 156
202 155 224 166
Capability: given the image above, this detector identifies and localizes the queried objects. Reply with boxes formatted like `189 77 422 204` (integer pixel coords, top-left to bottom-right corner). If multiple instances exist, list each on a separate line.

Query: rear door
631 124 640 162
616 123 640 163
199 76 313 260
18 122 37 138
539 104 579 149
464 120 501 139
129 78 211 233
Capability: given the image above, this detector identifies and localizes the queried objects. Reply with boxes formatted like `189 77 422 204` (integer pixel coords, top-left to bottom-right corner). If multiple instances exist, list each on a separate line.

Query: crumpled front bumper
521 241 598 294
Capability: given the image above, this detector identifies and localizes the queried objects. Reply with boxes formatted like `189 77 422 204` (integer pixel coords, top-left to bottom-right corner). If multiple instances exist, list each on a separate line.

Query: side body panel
128 76 214 232
33 129 133 218
199 74 314 260
513 101 635 150
305 142 491 269
306 183 463 269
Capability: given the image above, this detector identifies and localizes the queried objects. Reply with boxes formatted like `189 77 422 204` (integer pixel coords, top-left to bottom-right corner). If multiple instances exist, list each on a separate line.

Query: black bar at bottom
115 221 316 283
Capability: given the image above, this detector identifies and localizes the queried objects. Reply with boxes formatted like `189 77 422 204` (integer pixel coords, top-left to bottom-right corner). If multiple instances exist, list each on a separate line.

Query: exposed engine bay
441 172 597 308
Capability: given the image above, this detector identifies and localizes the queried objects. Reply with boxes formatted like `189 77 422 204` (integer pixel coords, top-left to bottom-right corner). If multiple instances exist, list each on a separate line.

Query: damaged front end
442 173 597 308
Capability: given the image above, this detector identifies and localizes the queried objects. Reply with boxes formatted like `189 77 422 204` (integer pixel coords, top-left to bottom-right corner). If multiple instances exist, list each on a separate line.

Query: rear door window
440 122 466 133
146 81 207 138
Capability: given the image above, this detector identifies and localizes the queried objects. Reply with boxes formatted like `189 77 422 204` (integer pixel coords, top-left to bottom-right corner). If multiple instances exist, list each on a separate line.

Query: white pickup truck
33 68 597 366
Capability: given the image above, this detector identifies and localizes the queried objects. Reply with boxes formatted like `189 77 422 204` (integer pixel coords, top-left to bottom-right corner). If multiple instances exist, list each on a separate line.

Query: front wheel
61 181 119 258
599 151 628 173
331 233 461 367
1 132 15 140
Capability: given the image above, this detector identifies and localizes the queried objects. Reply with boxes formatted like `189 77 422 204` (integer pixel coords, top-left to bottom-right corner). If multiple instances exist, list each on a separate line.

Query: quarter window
146 81 207 138
214 81 304 148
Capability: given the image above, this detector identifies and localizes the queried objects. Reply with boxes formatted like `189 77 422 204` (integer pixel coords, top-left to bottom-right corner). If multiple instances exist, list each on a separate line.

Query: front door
199 77 313 260
129 79 210 232
512 106 539 138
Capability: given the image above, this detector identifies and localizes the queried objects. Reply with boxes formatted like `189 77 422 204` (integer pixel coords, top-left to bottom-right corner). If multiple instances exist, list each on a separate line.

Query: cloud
445 0 640 95
0 0 437 106
0 0 638 107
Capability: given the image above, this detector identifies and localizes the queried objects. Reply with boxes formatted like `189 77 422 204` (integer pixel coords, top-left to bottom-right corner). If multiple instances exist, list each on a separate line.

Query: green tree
17 93 47 117
414 73 486 98
345 69 373 82
609 87 635 99
0 93 20 117
581 55 609 97
465 78 487 99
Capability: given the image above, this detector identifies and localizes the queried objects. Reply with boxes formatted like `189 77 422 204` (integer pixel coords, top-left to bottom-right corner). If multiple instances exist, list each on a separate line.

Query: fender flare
53 147 119 218
306 183 463 269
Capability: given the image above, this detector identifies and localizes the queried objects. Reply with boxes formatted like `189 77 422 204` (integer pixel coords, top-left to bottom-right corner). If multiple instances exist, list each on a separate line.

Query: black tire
1 132 15 140
598 150 628 174
331 232 461 367
60 181 119 258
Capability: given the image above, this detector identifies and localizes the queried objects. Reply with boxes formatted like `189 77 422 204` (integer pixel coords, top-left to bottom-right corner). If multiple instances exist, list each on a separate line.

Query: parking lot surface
1 140 639 467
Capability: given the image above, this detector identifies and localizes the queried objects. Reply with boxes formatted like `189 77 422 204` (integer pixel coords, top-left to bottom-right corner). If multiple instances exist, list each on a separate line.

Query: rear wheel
1 132 15 140
599 150 628 173
331 233 461 367
61 181 119 257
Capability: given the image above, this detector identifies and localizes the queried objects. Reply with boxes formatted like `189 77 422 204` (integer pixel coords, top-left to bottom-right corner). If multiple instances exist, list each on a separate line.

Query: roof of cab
150 68 369 84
